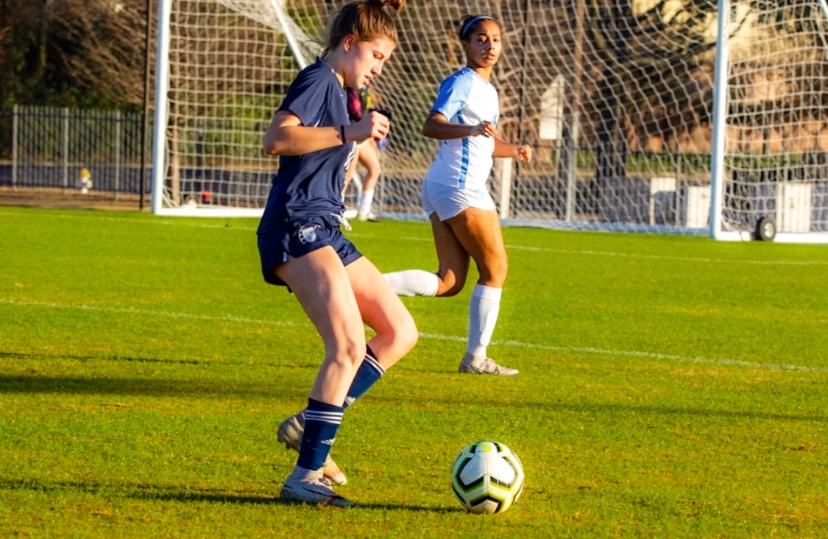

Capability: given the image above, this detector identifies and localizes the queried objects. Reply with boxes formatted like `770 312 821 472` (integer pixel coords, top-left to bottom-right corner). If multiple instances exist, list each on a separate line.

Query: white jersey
423 67 499 189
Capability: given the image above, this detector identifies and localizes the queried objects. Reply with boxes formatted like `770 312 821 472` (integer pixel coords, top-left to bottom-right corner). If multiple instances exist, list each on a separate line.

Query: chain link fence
0 106 151 205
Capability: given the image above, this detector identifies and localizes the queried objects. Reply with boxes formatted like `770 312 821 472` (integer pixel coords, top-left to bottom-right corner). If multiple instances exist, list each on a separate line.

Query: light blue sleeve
430 70 474 122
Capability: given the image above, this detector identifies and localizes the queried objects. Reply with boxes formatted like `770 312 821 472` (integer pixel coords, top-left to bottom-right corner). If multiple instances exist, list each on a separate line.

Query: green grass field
1 206 826 538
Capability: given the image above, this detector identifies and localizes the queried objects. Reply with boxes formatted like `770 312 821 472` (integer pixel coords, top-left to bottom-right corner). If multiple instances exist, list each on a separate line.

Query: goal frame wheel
754 216 777 242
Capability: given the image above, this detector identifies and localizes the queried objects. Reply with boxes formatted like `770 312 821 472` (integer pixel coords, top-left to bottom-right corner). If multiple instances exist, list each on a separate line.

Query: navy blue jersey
258 59 356 235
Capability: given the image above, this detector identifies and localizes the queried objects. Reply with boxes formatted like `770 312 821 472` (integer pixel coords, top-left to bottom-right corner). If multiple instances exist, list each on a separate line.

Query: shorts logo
297 224 319 245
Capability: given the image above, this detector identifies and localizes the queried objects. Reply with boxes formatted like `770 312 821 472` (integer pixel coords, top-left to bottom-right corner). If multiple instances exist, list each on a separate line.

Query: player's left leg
347 256 418 373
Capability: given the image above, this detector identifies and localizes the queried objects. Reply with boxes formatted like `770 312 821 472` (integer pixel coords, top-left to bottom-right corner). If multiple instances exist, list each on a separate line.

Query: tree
0 0 53 106
53 0 152 110
0 0 151 110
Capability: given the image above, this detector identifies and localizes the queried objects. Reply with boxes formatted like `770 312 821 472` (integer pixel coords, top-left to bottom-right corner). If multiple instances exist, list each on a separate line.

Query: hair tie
459 15 494 40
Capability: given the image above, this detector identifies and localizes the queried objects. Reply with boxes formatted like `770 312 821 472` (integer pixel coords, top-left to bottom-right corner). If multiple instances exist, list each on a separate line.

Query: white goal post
152 0 828 243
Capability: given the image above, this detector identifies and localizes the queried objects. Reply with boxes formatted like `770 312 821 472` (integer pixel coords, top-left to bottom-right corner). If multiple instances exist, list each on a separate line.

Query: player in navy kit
257 0 415 507
384 15 532 376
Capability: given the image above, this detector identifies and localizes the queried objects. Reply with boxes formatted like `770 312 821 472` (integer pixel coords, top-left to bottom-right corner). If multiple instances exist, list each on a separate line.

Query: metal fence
0 106 150 196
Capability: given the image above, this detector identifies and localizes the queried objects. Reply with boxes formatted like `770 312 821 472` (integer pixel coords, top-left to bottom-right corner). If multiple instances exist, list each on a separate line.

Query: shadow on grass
0 350 206 365
368 392 828 424
0 477 456 512
1 371 825 423
0 351 318 369
0 373 290 399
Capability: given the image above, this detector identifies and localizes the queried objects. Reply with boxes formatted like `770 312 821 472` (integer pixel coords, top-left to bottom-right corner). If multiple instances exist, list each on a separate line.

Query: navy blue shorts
258 215 362 287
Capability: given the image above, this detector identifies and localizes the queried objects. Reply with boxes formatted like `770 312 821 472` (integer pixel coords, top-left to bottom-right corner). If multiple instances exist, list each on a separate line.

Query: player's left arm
493 136 533 163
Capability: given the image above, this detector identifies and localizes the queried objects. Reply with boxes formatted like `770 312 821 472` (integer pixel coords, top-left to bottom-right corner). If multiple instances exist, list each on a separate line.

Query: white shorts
421 181 496 221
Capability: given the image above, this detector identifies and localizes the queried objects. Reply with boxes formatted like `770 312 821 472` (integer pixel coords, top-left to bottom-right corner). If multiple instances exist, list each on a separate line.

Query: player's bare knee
480 260 508 287
330 340 366 369
386 316 418 354
398 314 419 354
437 276 465 297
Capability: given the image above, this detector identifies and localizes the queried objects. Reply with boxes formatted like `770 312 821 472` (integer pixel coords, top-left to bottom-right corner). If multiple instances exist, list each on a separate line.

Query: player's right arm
422 111 496 140
263 110 340 156
264 110 390 156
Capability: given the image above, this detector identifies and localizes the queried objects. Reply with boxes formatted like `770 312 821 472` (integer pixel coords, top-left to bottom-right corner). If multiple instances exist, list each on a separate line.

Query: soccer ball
451 440 525 514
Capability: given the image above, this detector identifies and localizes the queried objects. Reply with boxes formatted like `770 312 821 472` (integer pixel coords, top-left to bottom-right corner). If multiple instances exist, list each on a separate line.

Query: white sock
384 270 439 297
358 189 375 216
467 284 502 358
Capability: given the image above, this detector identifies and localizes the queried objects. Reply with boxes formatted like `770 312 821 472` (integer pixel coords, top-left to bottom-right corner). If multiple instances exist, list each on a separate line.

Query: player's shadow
136 486 457 512
0 477 453 512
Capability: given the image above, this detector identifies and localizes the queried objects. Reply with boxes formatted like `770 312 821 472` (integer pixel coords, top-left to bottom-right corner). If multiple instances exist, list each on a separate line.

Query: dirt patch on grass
0 186 147 212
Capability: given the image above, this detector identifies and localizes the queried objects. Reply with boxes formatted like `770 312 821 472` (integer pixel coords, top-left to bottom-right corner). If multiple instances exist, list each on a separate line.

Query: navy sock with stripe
343 346 385 409
297 398 344 472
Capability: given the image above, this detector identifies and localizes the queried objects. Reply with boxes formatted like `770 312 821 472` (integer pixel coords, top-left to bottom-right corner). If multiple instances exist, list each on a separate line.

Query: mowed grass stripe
2 297 824 373
1 207 826 538
2 208 824 266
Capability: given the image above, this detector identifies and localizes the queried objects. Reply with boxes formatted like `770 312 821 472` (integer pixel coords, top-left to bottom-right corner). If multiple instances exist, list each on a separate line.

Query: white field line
503 246 828 266
0 298 297 327
385 235 828 266
2 209 826 266
420 333 826 373
2 298 825 373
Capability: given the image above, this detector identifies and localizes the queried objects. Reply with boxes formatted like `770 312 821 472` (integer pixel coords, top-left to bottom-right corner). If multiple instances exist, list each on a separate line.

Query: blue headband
459 15 495 40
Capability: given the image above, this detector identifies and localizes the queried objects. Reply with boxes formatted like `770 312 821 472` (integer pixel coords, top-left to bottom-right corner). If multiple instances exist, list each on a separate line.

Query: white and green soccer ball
451 440 525 514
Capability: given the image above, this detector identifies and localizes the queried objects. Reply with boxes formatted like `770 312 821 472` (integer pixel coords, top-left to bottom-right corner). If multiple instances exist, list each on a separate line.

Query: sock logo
321 438 336 446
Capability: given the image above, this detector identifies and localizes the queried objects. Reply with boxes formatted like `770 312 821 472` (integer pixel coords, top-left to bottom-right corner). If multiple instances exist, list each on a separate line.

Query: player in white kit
384 15 532 375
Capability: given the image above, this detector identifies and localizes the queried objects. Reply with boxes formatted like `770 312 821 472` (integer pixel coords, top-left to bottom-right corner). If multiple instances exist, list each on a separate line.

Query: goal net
152 0 828 242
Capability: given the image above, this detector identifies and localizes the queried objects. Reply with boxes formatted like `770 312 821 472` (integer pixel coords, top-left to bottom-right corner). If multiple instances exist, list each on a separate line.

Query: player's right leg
273 247 365 505
277 411 347 486
444 207 517 376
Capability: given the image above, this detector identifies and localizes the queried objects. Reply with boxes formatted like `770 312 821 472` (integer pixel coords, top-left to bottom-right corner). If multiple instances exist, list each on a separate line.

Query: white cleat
357 211 381 222
277 412 348 486
280 469 353 507
458 353 519 376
